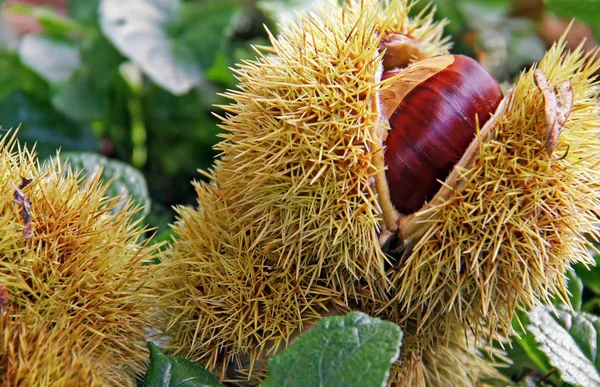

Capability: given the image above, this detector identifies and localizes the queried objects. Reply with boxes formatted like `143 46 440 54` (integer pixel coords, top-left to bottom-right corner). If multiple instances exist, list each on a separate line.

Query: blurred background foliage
1 0 600 385
0 0 598 237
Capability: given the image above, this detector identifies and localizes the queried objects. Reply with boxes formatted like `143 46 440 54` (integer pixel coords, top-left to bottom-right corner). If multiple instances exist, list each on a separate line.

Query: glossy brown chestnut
382 54 503 214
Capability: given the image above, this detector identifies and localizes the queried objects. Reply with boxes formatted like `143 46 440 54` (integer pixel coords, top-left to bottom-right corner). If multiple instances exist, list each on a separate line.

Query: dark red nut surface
381 54 503 214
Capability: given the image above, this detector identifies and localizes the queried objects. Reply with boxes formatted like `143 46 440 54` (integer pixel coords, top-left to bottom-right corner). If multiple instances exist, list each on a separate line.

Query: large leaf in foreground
528 305 600 386
145 342 225 387
261 312 402 387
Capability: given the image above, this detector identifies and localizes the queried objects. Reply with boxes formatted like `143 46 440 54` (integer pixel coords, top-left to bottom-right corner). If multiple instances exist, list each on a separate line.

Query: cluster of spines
156 0 600 385
388 40 600 343
0 310 112 386
0 130 160 386
158 0 451 383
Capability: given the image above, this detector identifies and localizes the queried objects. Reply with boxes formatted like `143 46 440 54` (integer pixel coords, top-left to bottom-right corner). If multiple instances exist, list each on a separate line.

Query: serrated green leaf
99 0 202 95
261 312 402 387
527 305 600 386
18 35 81 84
512 308 554 379
61 152 150 222
145 342 225 387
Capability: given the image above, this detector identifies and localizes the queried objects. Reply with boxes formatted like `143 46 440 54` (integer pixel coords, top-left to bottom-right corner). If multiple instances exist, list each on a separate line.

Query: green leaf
0 91 97 159
257 0 320 24
511 309 554 379
0 50 49 99
527 305 600 386
51 73 105 122
145 342 225 387
583 298 600 314
202 51 235 86
7 3 87 37
61 152 150 222
80 32 126 91
261 312 402 387
69 0 101 25
0 22 19 51
99 0 202 95
18 35 81 84
172 0 242 71
566 269 584 313
546 0 600 36
575 253 600 294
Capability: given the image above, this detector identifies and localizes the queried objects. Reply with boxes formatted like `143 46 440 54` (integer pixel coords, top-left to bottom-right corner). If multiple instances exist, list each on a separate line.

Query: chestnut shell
383 55 503 214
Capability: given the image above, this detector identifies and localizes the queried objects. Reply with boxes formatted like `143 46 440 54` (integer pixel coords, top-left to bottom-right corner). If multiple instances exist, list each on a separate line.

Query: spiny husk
213 0 448 292
0 310 112 387
355 293 507 387
388 342 502 387
159 180 351 382
389 40 600 342
0 130 160 386
157 0 449 381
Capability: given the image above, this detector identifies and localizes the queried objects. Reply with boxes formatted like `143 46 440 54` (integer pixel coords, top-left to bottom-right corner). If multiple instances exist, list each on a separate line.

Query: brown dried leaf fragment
0 284 8 313
533 69 574 155
12 177 33 238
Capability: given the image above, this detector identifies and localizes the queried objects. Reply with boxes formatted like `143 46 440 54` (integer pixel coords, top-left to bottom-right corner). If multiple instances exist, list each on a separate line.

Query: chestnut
381 54 503 214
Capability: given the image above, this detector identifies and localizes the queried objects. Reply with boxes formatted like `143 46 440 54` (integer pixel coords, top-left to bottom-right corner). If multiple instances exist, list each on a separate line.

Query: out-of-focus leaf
18 35 81 84
0 23 19 51
546 0 600 36
173 0 242 70
261 312 402 387
203 51 236 86
69 0 101 25
119 61 144 94
566 270 584 313
575 253 600 294
62 152 150 222
99 0 202 95
583 298 600 314
51 73 105 122
0 91 96 158
458 2 545 79
145 342 225 387
81 33 125 91
257 0 320 24
527 305 600 386
7 4 87 38
145 84 220 176
0 50 48 100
